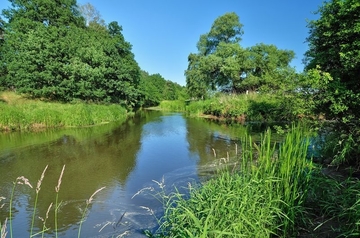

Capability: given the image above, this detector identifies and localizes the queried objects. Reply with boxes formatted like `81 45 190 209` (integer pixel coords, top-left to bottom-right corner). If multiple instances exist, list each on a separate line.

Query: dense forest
0 0 185 108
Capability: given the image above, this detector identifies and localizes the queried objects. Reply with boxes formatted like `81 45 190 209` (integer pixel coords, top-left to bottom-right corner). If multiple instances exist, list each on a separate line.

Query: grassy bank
158 93 312 122
149 126 360 237
0 91 128 131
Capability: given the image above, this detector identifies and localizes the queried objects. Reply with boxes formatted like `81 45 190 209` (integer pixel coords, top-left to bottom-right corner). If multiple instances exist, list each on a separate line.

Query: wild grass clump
151 125 314 237
0 91 127 131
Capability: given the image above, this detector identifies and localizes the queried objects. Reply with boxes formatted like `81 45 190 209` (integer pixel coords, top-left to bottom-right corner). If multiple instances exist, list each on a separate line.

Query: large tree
305 0 360 165
186 12 245 98
0 1 141 107
186 12 296 98
305 0 360 122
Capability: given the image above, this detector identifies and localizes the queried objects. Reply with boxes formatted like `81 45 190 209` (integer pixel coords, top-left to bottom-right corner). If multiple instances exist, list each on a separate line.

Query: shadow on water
0 110 278 237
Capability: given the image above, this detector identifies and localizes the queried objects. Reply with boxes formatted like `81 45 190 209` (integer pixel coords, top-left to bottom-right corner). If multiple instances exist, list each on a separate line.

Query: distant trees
139 71 187 107
185 12 296 99
0 0 141 108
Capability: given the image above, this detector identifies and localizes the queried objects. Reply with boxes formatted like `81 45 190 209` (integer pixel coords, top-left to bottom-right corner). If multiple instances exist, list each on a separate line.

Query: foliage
139 71 187 107
304 0 360 165
306 169 360 237
183 93 312 122
0 0 140 108
185 12 297 98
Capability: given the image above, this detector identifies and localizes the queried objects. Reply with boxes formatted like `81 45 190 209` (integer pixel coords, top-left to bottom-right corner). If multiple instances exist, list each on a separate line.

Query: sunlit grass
0 91 128 131
157 100 186 112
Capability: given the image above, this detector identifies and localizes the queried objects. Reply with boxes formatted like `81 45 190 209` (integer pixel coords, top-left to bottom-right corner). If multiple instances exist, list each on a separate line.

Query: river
0 110 272 237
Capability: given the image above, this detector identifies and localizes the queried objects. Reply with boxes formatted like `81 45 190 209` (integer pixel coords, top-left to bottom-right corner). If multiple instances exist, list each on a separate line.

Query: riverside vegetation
144 126 360 237
1 0 360 237
0 91 129 131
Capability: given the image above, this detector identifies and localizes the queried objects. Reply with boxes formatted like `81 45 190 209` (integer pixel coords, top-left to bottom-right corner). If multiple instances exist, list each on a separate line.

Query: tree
79 2 105 27
304 0 360 165
242 43 295 93
197 12 243 56
186 12 296 97
0 0 141 108
186 12 245 98
2 0 84 31
139 71 186 106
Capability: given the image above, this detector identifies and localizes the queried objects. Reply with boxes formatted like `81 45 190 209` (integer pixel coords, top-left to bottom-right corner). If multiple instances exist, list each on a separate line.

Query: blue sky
0 0 324 86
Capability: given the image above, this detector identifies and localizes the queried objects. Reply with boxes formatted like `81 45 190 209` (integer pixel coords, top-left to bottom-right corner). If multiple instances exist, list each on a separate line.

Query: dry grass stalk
36 165 48 194
152 176 165 189
212 148 217 157
0 197 5 209
16 176 33 189
1 218 8 238
87 187 106 205
55 165 65 192
131 187 154 199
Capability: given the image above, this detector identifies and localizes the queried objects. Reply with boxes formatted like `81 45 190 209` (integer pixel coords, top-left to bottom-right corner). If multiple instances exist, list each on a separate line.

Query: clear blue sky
0 0 324 86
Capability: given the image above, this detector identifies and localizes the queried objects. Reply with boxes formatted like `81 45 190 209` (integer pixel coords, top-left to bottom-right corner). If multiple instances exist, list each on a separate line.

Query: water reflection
0 111 271 237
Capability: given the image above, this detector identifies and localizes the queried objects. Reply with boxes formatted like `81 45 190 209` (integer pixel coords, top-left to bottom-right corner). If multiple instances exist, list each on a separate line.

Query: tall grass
0 91 128 131
151 125 314 237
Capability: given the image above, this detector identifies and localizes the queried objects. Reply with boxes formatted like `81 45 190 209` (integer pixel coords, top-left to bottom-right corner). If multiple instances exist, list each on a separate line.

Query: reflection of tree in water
0 112 165 235
185 118 279 168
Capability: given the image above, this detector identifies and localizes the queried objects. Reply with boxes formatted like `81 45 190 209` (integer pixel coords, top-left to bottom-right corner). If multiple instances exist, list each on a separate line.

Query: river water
0 110 271 237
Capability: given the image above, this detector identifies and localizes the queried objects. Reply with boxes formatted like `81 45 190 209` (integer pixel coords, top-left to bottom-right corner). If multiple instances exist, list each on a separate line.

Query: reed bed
0 91 127 131
151 125 314 237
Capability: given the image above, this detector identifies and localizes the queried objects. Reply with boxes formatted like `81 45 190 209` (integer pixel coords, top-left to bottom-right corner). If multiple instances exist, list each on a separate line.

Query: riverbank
0 91 129 131
149 126 360 237
157 93 318 123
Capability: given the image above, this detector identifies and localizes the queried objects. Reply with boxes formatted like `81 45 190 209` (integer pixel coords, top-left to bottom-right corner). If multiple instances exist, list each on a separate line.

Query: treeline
0 0 185 109
139 71 186 107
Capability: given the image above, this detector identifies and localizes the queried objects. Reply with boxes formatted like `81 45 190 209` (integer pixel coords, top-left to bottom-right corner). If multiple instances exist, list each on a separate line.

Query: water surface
0 111 267 237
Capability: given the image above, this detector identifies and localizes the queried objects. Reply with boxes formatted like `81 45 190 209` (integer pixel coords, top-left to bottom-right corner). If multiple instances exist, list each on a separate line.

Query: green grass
157 100 187 112
168 93 312 122
150 125 314 237
0 91 128 131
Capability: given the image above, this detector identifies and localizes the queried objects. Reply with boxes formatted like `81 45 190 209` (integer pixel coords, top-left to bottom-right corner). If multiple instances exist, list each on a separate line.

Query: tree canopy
304 0 360 124
139 71 186 107
0 0 141 108
185 12 296 99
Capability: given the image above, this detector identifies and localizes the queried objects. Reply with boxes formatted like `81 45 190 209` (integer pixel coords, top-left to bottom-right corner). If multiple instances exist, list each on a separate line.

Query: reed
9 177 33 238
30 165 48 237
54 165 65 238
78 187 106 238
